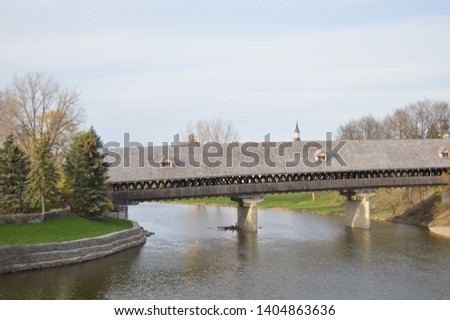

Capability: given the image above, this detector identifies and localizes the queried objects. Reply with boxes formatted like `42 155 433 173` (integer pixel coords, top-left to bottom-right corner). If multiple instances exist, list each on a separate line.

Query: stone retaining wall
0 221 146 274
0 207 72 225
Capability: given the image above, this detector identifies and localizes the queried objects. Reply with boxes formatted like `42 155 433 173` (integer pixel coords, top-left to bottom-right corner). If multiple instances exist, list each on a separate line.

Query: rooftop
105 139 450 183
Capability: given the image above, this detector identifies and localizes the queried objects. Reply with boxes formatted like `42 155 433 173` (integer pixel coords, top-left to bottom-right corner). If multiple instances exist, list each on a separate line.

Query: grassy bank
388 192 450 227
260 192 344 213
0 215 133 246
170 192 346 214
169 188 443 222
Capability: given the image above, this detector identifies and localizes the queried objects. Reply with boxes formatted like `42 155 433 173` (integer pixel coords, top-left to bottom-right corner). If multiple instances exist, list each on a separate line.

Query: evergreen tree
64 127 109 217
25 136 59 214
0 134 30 214
426 123 440 139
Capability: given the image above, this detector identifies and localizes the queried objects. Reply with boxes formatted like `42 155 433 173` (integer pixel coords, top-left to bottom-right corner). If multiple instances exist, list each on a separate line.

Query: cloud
1 1 450 142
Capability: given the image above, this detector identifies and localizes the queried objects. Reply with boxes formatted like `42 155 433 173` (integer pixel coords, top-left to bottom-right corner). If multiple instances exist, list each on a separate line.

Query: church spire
294 121 300 142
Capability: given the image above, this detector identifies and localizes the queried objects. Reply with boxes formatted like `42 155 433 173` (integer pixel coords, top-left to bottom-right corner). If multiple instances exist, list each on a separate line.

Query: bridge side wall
111 176 445 202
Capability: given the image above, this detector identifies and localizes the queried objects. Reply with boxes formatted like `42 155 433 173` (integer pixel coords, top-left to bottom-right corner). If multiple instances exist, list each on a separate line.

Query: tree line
336 99 450 140
0 72 241 217
0 72 108 217
335 99 450 214
184 119 239 144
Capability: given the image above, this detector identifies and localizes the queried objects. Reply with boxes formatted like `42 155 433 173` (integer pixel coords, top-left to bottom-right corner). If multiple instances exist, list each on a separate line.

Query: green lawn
170 197 235 206
259 192 345 213
0 215 133 246
169 192 346 214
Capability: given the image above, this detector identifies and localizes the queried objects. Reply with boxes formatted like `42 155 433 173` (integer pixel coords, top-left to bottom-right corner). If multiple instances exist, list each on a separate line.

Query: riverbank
168 192 346 215
0 219 146 274
387 192 450 238
169 190 450 239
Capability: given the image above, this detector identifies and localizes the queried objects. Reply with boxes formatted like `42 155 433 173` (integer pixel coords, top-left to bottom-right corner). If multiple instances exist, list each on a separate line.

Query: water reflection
339 228 373 270
0 246 143 299
237 231 258 263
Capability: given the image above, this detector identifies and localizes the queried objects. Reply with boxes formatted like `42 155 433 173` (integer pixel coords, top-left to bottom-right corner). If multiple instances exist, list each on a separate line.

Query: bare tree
338 99 449 140
336 115 385 140
379 115 395 139
361 115 385 139
1 72 85 162
336 119 363 140
386 108 418 139
424 100 449 136
0 91 12 144
0 92 3 143
184 119 239 144
387 100 449 139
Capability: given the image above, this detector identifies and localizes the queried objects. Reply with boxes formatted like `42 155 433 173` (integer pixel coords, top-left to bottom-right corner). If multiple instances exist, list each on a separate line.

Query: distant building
294 121 301 142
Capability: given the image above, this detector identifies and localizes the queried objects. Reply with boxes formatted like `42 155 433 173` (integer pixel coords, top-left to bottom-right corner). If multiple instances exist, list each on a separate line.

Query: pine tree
426 123 440 139
25 136 60 214
64 127 109 218
0 134 30 214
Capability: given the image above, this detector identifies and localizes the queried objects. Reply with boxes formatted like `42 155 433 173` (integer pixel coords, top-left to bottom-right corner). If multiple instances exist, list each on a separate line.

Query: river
1 202 450 299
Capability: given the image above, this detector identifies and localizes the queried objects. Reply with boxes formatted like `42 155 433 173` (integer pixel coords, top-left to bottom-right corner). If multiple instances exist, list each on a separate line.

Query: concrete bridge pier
341 190 376 229
231 195 264 232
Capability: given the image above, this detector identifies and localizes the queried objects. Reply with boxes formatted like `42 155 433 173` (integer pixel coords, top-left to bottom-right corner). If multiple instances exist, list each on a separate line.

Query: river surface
1 202 450 299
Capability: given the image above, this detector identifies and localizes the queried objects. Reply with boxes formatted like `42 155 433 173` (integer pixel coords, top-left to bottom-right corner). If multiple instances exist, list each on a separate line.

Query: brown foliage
0 72 85 162
336 99 449 140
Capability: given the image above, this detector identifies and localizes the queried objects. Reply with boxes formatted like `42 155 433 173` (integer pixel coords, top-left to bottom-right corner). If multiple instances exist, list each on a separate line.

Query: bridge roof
105 139 450 183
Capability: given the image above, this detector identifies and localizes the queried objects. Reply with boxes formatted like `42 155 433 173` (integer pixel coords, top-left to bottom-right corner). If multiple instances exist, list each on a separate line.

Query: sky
1 0 450 144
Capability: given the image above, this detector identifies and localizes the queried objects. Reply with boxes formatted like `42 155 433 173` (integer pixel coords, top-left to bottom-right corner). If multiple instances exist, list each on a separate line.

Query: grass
170 189 443 220
370 205 394 219
259 192 345 213
0 215 133 246
169 192 346 214
170 197 235 206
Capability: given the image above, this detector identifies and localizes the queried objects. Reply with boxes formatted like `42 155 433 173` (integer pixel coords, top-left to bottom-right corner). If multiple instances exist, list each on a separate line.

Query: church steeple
294 121 300 142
